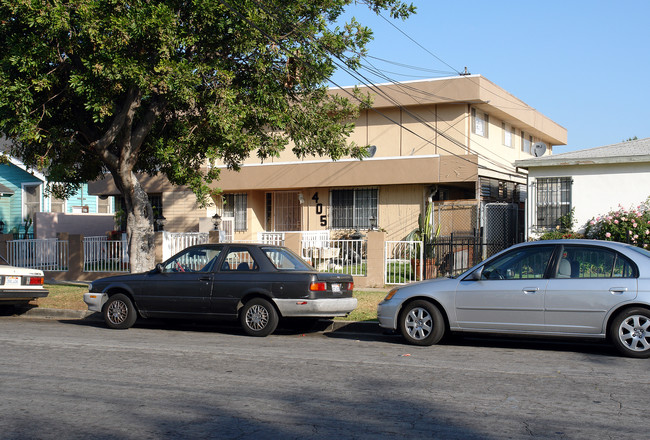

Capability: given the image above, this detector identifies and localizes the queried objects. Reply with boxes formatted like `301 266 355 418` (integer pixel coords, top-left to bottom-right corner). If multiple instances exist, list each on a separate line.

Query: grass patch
34 283 88 311
33 283 388 322
337 290 386 322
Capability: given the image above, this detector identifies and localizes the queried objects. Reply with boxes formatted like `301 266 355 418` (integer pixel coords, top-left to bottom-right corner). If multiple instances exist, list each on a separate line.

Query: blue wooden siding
0 163 43 233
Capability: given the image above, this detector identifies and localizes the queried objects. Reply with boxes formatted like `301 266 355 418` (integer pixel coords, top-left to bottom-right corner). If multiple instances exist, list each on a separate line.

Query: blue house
0 156 113 237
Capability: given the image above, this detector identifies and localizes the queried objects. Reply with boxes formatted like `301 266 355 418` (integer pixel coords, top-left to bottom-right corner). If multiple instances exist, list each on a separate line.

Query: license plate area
6 276 21 286
331 283 341 293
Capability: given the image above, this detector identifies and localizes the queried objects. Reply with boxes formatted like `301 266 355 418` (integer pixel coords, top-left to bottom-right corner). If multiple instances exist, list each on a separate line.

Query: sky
330 0 650 153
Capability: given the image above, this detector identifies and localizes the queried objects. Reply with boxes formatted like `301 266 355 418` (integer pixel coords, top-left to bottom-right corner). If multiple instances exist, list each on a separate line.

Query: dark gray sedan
378 239 650 358
84 243 356 336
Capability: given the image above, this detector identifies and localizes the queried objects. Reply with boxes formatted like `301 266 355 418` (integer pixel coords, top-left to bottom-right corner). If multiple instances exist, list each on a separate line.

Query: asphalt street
0 316 647 440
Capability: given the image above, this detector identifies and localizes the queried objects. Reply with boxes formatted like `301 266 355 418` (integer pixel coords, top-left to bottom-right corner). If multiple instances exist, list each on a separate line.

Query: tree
0 0 414 272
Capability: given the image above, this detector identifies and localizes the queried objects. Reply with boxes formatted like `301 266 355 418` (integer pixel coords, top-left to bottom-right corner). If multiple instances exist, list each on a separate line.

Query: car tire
240 298 279 337
103 293 138 330
399 300 445 346
609 307 650 358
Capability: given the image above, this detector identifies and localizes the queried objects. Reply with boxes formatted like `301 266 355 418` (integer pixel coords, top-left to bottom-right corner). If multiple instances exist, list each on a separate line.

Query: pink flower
633 223 638 228
629 231 633 235
614 220 619 224
634 234 639 239
606 232 611 238
590 220 596 225
646 230 650 235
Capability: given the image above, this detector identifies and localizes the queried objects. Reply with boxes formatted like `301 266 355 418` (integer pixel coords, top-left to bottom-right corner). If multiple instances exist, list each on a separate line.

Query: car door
138 246 221 316
210 246 272 318
455 244 555 332
544 244 638 334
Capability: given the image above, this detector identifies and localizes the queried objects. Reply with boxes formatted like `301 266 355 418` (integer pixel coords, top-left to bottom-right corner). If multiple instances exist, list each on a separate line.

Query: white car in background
0 257 48 305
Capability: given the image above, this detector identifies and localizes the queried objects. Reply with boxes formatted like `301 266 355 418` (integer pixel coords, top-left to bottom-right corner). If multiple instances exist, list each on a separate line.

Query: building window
536 177 572 229
472 108 489 138
22 183 41 220
521 131 533 153
502 122 514 148
331 188 378 230
97 196 112 214
223 193 248 231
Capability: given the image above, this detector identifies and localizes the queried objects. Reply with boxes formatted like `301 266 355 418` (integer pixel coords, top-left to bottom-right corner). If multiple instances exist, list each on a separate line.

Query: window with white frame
223 193 248 231
502 122 514 148
331 188 378 229
471 108 489 138
97 196 112 214
521 131 533 153
536 177 572 229
22 183 42 220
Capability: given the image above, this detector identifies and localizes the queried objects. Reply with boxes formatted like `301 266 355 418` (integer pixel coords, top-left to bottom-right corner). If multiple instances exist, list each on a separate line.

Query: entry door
267 191 302 231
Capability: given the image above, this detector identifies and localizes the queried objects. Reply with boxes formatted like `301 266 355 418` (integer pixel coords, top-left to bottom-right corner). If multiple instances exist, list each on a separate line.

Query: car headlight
383 287 400 302
88 282 94 292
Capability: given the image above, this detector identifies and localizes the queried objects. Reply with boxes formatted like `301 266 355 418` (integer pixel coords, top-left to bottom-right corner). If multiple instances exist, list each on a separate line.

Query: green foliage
538 208 584 240
585 196 650 249
0 0 414 204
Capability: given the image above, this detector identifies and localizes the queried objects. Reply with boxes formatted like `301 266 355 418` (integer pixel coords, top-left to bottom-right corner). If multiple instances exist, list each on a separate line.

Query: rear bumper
0 289 49 301
273 297 357 317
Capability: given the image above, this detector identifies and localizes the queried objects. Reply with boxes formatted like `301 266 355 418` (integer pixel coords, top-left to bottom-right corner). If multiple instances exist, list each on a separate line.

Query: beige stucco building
89 75 567 243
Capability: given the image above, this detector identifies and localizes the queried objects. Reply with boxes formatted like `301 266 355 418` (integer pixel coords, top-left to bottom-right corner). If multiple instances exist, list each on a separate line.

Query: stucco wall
527 162 650 234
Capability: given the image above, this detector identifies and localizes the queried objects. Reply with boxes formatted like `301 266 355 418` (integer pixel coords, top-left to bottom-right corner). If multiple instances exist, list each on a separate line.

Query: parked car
0 257 48 305
84 243 356 336
378 240 650 358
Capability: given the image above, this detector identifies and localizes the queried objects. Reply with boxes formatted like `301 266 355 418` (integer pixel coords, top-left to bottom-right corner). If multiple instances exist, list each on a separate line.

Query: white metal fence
385 240 424 285
162 232 209 261
83 236 129 272
7 239 69 271
301 238 367 276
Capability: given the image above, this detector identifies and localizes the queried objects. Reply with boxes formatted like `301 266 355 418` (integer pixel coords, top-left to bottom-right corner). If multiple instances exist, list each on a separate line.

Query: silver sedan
378 239 650 358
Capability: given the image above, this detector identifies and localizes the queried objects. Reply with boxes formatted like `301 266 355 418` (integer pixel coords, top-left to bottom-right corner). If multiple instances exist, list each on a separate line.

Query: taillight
27 277 44 285
309 282 327 291
347 282 354 291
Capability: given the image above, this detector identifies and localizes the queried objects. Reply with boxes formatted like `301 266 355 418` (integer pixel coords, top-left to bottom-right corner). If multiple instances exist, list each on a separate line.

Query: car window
220 247 258 272
482 246 554 280
162 247 222 273
556 246 636 279
262 247 313 271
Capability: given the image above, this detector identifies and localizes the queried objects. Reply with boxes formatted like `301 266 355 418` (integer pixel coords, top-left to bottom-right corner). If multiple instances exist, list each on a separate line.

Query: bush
584 197 650 249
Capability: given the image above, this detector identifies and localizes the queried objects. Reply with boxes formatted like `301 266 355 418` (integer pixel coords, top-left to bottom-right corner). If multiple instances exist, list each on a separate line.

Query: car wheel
240 298 279 337
103 294 137 329
609 308 650 358
399 300 445 346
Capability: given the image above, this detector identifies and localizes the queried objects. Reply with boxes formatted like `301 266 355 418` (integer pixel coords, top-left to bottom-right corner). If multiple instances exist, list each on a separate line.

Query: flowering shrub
584 197 650 248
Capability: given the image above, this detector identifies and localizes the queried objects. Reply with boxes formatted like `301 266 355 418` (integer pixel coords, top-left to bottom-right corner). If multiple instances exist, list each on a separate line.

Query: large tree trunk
114 170 155 273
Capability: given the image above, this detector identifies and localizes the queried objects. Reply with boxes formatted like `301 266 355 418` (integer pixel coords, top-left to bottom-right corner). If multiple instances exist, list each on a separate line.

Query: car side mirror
155 263 164 273
470 266 483 281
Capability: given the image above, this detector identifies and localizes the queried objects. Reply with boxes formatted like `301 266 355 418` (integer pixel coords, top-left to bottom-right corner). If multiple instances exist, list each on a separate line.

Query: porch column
356 230 386 288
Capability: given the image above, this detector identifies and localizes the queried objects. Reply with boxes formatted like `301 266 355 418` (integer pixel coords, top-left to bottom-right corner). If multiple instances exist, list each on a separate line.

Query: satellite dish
368 145 377 157
533 142 547 157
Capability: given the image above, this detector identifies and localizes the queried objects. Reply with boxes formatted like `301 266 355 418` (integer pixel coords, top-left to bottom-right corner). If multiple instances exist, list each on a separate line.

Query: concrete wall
35 212 116 239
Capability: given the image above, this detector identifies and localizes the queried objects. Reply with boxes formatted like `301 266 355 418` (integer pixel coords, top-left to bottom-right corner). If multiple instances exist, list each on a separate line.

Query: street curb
10 307 384 334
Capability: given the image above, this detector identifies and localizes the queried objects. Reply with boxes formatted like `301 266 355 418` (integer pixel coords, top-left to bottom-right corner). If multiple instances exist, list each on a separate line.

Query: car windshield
262 247 313 270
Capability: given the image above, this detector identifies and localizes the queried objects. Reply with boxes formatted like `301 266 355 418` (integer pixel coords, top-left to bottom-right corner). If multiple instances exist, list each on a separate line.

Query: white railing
301 238 366 276
162 231 209 261
385 240 424 285
7 239 69 271
83 236 129 272
257 232 285 245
